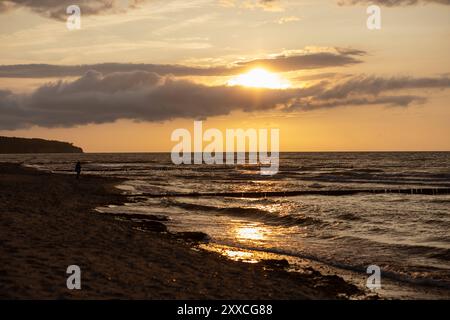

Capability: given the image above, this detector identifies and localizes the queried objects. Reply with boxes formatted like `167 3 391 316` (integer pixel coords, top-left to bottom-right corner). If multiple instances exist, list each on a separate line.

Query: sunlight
228 68 291 89
235 226 265 241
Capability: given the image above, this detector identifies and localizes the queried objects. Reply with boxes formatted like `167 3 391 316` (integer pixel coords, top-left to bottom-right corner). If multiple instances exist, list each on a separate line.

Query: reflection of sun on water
235 226 265 241
225 250 253 259
228 68 290 89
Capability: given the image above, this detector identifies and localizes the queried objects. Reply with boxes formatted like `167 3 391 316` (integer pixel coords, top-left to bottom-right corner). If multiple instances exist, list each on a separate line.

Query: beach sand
0 163 364 299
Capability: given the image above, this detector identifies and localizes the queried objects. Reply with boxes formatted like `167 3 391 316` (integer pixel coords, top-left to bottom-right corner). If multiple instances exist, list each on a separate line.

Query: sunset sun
228 68 290 89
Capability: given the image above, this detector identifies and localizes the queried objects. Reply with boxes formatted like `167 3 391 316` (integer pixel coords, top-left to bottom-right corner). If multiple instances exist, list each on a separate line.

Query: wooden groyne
131 187 450 199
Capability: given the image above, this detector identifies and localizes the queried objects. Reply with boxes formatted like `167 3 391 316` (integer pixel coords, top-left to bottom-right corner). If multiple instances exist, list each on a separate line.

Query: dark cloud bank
0 50 364 78
1 70 449 130
0 0 148 20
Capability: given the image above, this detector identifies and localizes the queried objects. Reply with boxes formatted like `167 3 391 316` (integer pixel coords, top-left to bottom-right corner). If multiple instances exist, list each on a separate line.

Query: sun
228 68 290 89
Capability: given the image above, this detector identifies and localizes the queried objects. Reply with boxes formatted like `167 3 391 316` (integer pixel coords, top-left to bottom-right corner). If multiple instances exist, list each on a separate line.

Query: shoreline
0 163 366 299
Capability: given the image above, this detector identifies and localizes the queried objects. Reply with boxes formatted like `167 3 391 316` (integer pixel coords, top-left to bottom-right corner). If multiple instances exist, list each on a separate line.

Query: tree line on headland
0 136 83 154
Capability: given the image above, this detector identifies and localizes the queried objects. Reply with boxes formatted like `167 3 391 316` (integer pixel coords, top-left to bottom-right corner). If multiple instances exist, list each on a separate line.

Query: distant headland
0 136 83 154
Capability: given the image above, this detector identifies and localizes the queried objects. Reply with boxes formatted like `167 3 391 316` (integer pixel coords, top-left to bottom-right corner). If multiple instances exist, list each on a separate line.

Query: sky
0 0 449 152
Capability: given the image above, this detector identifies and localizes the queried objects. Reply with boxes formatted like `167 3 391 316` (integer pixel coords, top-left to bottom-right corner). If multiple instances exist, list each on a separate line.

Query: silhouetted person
75 161 81 179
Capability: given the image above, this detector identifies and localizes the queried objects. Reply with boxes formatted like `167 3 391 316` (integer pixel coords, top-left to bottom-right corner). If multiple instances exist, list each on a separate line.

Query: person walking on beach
75 161 81 179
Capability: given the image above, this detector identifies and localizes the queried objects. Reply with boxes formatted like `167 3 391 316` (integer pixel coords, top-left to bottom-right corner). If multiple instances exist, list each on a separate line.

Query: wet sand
0 163 364 299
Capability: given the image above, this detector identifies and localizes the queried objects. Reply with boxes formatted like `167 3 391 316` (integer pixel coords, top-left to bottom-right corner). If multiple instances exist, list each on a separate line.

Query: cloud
315 75 450 99
0 0 149 20
337 0 450 6
277 16 300 24
289 94 426 111
255 0 283 11
236 50 364 72
0 49 365 78
219 0 283 11
1 71 449 130
287 75 449 110
0 71 299 129
0 63 226 78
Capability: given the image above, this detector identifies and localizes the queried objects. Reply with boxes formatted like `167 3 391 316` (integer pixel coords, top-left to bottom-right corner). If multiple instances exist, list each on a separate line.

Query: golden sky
0 0 449 152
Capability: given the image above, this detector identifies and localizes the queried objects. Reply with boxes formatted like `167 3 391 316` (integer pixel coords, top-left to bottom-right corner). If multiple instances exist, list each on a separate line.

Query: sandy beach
0 163 365 299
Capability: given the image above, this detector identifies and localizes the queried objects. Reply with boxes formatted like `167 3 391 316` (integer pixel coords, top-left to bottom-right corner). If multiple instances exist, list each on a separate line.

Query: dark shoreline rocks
102 212 169 233
101 212 210 243
259 258 290 270
173 231 210 243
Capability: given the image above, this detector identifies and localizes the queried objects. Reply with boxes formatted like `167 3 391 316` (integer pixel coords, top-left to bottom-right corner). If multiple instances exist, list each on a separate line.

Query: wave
335 235 450 262
163 199 321 227
335 212 360 221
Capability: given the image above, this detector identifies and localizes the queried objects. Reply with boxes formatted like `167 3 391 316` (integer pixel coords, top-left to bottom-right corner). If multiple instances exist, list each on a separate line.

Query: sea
1 152 449 299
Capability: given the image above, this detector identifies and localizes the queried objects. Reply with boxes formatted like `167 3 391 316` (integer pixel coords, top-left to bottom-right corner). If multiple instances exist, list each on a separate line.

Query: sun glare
235 226 265 241
228 68 290 89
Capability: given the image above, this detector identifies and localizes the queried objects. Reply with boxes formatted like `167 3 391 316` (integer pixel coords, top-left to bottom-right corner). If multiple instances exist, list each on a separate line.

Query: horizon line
79 150 450 154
